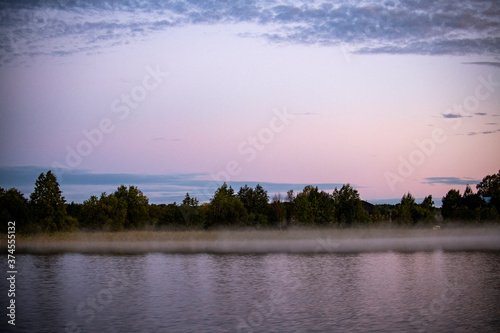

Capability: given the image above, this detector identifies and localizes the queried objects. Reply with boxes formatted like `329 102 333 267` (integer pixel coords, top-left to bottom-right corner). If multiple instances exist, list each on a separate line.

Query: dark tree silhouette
114 185 150 229
207 183 246 228
332 184 368 225
30 171 74 232
0 187 32 233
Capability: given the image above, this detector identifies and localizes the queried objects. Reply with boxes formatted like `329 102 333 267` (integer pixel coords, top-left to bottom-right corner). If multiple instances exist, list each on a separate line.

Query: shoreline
6 226 500 254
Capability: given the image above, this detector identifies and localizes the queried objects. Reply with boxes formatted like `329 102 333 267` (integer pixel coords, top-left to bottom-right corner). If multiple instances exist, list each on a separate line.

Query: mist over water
15 227 500 254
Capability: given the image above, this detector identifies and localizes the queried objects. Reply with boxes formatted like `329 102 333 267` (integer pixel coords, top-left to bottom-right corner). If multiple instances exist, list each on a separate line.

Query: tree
1 187 33 234
476 170 500 198
442 186 488 222
80 193 126 231
285 189 296 223
114 185 150 229
477 170 500 215
392 193 415 224
441 189 462 220
370 205 384 223
293 186 314 224
237 185 268 213
416 195 436 223
391 193 435 224
207 183 246 228
271 193 286 228
30 171 74 232
80 195 105 230
420 195 434 211
101 193 127 230
180 193 203 228
237 184 269 226
148 204 167 226
332 184 368 225
462 185 484 221
66 201 82 222
237 185 253 211
294 186 335 225
158 203 184 228
254 184 269 210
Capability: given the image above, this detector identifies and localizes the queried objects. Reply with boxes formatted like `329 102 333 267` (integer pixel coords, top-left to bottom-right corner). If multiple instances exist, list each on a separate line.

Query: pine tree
30 171 70 232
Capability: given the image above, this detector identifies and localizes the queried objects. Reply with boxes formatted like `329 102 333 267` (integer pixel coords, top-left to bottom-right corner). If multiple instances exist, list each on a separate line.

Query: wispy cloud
423 177 479 186
468 129 499 135
1 0 499 65
463 62 500 67
442 113 469 119
441 111 493 119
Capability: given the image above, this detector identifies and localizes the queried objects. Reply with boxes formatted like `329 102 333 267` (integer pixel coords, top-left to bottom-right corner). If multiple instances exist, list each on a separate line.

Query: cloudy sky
0 0 499 205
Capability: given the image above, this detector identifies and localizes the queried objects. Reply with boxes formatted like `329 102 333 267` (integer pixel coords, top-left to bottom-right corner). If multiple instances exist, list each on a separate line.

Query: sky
0 0 499 205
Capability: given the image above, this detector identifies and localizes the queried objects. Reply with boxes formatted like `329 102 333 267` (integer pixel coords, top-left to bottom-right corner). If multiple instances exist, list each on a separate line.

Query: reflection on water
2 252 500 332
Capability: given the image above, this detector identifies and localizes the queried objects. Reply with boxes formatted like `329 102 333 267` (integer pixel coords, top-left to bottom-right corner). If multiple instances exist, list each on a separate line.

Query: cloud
486 122 497 125
467 129 499 135
442 111 494 120
423 177 480 186
1 0 499 65
463 62 500 67
0 166 347 204
0 166 204 186
442 113 469 118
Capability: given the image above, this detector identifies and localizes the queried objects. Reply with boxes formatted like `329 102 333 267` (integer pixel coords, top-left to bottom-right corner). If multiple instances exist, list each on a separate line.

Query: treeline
1 170 499 234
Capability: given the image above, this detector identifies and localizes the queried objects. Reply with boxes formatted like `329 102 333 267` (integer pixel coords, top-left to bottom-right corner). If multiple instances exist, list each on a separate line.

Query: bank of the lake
11 226 500 254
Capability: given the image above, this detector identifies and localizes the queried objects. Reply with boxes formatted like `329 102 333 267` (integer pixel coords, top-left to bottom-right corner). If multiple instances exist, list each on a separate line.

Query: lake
2 251 500 332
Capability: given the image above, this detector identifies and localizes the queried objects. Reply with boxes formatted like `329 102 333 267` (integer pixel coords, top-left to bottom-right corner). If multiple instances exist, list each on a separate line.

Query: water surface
2 252 500 332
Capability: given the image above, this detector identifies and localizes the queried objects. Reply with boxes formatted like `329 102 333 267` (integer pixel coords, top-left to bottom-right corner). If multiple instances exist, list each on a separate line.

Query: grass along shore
6 225 500 254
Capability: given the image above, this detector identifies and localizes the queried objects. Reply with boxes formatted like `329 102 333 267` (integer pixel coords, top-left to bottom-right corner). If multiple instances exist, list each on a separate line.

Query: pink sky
0 1 499 204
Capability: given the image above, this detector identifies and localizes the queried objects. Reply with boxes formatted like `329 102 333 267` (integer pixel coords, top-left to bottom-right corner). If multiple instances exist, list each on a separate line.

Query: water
2 252 500 332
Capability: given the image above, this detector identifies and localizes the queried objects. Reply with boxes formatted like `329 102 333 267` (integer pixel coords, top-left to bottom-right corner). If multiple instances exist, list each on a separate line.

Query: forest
1 170 499 234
